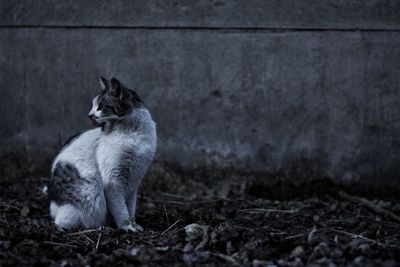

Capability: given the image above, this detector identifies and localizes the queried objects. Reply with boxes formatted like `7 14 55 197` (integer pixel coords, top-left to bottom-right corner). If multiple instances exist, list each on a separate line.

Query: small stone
332 248 343 259
0 241 11 250
276 259 290 267
307 226 318 244
358 221 367 228
182 242 194 253
155 246 169 252
291 245 305 258
358 243 371 254
129 247 140 256
252 259 277 267
353 256 365 264
184 223 204 241
291 257 304 267
20 205 29 217
226 241 235 255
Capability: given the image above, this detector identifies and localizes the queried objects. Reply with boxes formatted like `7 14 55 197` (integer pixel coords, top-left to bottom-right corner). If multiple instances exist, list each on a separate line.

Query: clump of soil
0 165 400 266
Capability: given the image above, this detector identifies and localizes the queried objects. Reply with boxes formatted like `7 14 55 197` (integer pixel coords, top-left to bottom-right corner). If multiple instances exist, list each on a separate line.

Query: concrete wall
1 1 400 188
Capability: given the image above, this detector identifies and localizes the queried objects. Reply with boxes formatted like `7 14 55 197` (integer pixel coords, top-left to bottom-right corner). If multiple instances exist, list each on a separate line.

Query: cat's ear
100 76 110 90
110 77 125 100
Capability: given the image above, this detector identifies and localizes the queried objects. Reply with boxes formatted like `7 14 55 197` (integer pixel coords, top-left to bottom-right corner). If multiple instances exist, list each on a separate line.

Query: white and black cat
49 77 157 232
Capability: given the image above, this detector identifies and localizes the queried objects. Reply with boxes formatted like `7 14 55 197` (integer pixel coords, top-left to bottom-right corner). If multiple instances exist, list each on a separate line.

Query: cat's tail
50 194 106 230
50 202 81 229
49 185 107 229
49 161 107 229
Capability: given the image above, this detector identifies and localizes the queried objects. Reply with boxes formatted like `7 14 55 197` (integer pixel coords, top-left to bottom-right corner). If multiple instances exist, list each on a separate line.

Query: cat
49 77 157 232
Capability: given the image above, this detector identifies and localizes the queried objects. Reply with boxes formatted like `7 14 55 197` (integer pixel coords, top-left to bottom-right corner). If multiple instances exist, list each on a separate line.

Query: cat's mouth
89 117 103 127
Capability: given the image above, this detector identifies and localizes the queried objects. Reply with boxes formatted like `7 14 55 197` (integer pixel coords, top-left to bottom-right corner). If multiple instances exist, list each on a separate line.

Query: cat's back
52 128 102 176
49 127 107 229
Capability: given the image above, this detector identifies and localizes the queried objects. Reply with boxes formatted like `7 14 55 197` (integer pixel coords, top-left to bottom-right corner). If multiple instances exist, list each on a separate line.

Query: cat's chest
97 131 143 154
97 132 126 161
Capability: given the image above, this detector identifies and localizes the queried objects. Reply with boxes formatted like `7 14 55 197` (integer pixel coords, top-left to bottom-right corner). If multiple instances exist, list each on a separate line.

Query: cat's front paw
120 218 144 232
121 223 144 232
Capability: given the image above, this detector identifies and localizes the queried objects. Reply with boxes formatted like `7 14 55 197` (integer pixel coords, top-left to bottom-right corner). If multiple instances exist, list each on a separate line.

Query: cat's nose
88 114 94 119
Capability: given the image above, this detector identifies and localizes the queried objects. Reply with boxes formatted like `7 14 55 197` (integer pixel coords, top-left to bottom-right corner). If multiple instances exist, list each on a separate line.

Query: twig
161 219 181 236
147 199 193 205
163 205 170 225
67 228 101 236
168 227 186 236
211 252 240 266
82 233 95 244
285 233 306 240
239 208 299 214
269 232 287 236
339 191 400 223
260 226 288 232
0 203 21 211
96 233 102 250
331 228 385 247
146 198 224 205
44 241 77 248
3 212 9 227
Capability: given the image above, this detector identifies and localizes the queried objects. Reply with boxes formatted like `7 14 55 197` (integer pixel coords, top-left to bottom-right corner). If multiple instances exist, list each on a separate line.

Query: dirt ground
0 162 400 267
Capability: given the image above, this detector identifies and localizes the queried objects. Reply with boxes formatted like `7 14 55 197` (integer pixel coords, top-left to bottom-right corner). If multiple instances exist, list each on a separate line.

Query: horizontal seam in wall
0 25 399 32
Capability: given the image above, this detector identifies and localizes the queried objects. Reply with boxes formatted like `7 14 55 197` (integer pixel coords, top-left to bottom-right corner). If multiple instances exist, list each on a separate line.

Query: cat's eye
97 103 104 111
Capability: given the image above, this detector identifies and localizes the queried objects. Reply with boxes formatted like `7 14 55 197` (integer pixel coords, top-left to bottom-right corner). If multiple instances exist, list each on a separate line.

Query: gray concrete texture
1 0 400 30
1 1 400 188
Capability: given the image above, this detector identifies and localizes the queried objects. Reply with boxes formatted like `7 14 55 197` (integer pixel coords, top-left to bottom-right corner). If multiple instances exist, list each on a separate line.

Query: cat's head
88 76 143 127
